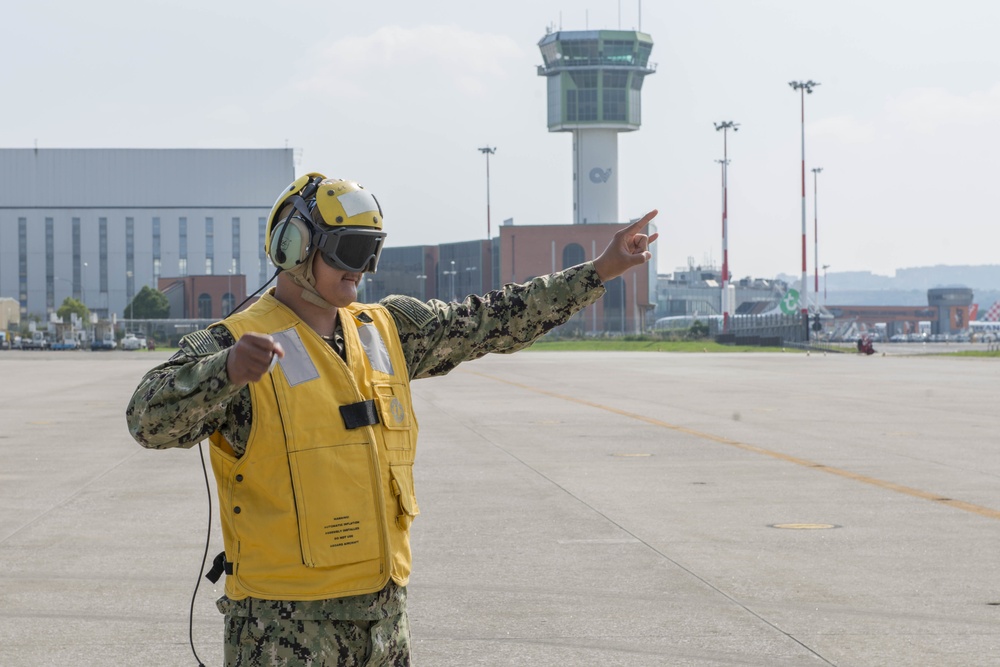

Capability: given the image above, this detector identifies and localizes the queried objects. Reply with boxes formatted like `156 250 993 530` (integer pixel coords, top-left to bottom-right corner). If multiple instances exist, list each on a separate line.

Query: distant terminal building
0 148 292 319
538 28 655 225
656 261 785 320
827 287 974 339
363 239 495 307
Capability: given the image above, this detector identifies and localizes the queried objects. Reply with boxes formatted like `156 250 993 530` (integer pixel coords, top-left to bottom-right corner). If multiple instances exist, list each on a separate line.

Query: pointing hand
592 210 660 283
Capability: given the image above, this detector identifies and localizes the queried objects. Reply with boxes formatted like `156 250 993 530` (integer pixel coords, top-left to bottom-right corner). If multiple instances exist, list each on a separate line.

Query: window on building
45 217 54 312
99 217 108 294
603 39 635 65
232 217 241 275
258 216 268 283
18 218 27 313
198 293 212 319
567 71 598 122
126 217 135 302
602 71 628 121
561 39 598 64
628 85 642 125
205 217 214 273
152 217 161 260
72 218 81 300
603 276 625 333
562 243 586 269
179 216 188 265
637 42 652 68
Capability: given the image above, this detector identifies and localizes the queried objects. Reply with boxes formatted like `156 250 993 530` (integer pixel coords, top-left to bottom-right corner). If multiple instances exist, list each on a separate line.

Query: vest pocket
389 462 420 531
287 442 383 569
373 382 414 452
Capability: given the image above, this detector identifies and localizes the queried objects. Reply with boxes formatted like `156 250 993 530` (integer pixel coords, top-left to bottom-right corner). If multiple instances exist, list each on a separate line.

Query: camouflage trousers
222 608 410 666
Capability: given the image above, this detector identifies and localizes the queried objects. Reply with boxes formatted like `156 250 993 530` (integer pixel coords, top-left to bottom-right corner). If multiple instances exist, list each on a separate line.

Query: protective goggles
313 226 387 273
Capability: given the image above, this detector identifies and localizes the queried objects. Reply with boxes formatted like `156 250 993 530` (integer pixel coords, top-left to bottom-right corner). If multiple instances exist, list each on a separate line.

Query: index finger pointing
622 209 659 234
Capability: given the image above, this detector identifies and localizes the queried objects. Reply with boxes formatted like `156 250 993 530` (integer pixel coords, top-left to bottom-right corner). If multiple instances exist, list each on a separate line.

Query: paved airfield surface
0 349 997 666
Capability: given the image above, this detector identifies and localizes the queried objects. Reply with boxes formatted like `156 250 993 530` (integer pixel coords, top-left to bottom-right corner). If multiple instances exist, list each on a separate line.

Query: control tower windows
603 71 629 121
561 39 599 65
603 40 636 66
568 71 598 122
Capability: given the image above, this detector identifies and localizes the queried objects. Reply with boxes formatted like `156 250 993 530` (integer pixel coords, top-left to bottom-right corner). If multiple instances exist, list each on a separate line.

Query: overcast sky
5 0 999 280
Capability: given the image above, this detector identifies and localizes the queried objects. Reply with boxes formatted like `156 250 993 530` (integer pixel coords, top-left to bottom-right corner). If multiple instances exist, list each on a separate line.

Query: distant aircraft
982 301 1000 322
653 314 722 330
969 320 1000 337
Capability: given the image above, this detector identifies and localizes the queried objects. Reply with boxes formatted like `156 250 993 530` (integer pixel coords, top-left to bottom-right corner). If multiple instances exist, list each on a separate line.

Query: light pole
465 266 478 295
812 167 823 298
227 267 234 315
478 146 496 241
789 80 819 340
443 260 457 302
82 262 88 310
714 122 738 332
415 274 427 300
82 261 93 344
822 264 831 304
126 270 134 323
714 157 729 329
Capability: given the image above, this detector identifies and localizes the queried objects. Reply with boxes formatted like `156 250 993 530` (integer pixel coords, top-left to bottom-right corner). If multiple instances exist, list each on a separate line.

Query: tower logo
589 167 612 184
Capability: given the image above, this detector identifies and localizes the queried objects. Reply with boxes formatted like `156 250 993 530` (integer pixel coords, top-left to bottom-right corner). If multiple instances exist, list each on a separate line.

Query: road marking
468 371 1000 522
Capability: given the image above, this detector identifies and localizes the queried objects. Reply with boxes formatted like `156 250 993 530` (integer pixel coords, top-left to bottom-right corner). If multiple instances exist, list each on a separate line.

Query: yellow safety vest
208 291 419 601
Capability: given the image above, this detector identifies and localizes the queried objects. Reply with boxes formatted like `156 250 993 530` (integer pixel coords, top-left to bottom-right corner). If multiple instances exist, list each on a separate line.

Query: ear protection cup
269 215 313 270
264 173 326 271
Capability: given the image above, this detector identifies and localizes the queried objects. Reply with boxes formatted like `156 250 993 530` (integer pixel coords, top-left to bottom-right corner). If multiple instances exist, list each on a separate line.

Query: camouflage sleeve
126 326 246 450
383 262 606 380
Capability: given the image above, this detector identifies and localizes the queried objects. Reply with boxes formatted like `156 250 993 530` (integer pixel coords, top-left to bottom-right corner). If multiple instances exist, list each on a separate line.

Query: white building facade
0 148 293 318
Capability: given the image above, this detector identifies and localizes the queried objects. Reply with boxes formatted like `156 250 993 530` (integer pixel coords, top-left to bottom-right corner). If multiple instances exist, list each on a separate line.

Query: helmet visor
314 227 387 273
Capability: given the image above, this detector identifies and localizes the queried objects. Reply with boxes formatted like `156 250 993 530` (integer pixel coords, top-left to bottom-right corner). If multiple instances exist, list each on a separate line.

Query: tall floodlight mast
789 80 819 341
538 28 655 224
714 120 738 332
478 146 496 240
812 167 823 297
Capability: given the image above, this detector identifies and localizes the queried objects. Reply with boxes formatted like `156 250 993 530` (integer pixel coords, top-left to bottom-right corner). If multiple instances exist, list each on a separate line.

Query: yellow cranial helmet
265 173 386 273
314 178 383 231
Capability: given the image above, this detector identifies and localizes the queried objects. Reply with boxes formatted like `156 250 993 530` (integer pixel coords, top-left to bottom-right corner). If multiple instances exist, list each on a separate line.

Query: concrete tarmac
1 349 997 666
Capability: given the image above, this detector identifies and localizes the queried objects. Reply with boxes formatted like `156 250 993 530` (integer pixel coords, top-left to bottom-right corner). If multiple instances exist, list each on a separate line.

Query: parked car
21 333 50 350
91 337 117 351
121 333 147 351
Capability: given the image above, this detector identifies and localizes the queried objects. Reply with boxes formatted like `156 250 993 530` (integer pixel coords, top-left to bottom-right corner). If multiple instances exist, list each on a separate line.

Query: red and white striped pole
789 81 819 341
714 121 739 333
812 167 823 296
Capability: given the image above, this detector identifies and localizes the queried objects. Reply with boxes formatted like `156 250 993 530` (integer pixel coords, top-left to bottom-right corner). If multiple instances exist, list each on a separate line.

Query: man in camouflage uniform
126 173 657 667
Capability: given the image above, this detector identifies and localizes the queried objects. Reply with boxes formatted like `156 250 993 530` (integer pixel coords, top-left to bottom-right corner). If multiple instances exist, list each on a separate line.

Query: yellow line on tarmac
468 371 1000 522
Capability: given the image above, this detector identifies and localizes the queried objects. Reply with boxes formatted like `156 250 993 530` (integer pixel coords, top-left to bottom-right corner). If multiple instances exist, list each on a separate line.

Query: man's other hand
226 333 285 386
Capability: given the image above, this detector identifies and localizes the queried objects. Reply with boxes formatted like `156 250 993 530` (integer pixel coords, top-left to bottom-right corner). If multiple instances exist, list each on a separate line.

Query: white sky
5 0 999 279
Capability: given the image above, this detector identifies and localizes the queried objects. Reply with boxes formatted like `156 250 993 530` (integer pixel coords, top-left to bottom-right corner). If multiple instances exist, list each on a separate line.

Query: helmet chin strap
285 251 338 310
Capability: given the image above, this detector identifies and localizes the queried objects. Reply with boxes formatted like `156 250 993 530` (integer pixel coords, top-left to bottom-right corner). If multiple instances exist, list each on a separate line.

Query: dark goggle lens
317 231 385 272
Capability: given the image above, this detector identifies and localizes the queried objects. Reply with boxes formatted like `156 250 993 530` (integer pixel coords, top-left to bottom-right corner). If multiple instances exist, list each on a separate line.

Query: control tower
538 29 655 224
